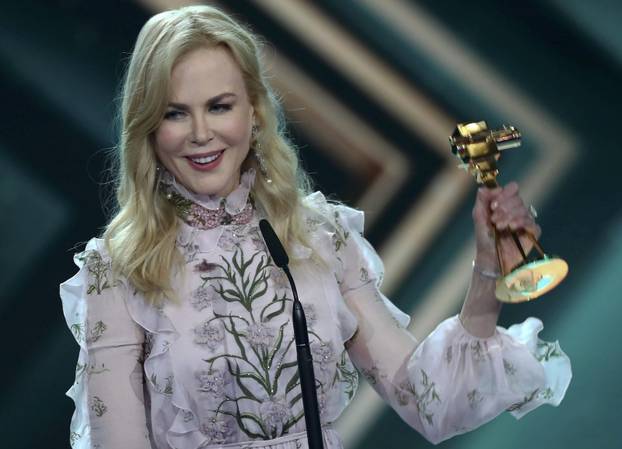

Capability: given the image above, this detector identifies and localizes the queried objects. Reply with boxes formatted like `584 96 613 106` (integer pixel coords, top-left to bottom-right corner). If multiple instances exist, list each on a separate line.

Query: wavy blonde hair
103 5 316 304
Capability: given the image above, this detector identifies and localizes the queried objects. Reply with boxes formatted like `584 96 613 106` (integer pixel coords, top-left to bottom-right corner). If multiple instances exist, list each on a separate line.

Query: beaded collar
159 168 256 230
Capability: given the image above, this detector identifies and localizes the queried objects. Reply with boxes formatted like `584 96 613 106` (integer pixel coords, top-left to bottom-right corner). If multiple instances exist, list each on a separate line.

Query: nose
190 114 213 145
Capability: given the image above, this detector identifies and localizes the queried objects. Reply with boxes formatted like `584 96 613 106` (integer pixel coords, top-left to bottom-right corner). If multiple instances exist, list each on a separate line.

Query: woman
60 5 571 449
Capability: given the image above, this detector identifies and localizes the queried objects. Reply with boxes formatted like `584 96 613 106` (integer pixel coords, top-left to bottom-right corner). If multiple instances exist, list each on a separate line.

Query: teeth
191 152 221 164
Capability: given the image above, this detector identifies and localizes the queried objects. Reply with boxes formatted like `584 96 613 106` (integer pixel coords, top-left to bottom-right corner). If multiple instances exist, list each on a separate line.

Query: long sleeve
325 202 571 445
60 238 152 449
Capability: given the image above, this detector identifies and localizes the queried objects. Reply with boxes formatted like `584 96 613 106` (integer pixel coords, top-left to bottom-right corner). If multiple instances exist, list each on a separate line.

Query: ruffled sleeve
310 196 571 444
60 238 151 449
302 192 410 329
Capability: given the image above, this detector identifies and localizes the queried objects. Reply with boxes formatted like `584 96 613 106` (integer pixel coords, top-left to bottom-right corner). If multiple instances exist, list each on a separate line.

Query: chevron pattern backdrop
1 1 621 448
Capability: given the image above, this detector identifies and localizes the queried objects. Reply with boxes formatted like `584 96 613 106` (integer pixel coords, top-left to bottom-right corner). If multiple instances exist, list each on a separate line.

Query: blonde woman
60 5 571 449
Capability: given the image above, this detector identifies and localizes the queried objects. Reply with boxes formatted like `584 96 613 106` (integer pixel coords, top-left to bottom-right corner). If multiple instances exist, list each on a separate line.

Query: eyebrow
167 92 237 109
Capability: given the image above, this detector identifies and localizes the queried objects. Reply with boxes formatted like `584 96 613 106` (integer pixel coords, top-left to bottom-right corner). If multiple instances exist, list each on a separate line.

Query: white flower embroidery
193 320 225 350
195 369 226 397
177 236 199 262
270 267 290 292
217 228 239 251
249 227 267 252
311 341 336 372
191 285 217 311
200 416 233 444
260 396 292 435
245 323 276 349
302 303 317 328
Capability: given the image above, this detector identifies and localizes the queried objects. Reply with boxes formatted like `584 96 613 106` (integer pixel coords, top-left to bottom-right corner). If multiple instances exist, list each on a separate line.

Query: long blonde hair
103 5 315 304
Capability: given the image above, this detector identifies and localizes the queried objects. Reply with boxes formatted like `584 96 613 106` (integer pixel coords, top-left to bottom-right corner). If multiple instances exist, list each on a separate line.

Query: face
154 46 254 197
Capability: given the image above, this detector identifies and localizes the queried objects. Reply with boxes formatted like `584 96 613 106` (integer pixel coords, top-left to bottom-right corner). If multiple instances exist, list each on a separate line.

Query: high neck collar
160 168 256 215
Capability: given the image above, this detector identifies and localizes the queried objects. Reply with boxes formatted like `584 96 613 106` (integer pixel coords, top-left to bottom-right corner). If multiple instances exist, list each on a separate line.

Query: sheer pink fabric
60 177 571 448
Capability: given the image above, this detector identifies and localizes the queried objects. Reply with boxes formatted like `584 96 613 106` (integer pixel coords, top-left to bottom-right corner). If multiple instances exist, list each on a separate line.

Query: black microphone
259 219 324 449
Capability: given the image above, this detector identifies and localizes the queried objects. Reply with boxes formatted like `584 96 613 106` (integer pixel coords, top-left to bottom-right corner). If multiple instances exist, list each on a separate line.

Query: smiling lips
186 149 225 170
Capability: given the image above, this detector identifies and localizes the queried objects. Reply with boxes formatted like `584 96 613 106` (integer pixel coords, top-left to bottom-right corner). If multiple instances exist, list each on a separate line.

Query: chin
190 175 234 197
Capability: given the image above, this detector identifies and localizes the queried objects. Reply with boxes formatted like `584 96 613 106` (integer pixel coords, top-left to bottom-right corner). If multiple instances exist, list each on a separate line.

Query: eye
210 103 232 113
163 110 185 120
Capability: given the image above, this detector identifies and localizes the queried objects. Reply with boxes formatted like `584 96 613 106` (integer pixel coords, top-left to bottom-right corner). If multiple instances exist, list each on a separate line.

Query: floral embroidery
393 370 441 426
144 332 154 359
259 396 292 435
360 267 369 283
70 323 84 343
150 374 174 395
194 320 225 350
177 237 200 263
249 227 267 252
218 228 241 252
245 323 276 349
191 285 217 311
536 341 563 362
78 361 109 376
69 431 81 446
312 341 336 372
470 340 487 362
89 396 107 417
507 389 539 412
269 267 290 292
467 389 484 409
77 250 114 295
196 368 227 397
200 416 234 444
503 359 517 375
361 365 384 385
335 350 358 400
540 387 554 400
305 216 323 233
86 320 107 344
332 210 350 252
445 346 453 365
302 303 317 328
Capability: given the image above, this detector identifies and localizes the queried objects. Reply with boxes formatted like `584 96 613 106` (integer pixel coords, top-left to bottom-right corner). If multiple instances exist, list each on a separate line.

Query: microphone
259 219 324 449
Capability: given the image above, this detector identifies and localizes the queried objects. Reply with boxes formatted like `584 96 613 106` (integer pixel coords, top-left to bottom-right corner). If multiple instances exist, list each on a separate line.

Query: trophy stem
493 228 506 277
525 232 546 258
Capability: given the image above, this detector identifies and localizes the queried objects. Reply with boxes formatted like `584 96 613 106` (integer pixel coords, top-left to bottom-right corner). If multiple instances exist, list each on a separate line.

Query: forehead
169 46 247 101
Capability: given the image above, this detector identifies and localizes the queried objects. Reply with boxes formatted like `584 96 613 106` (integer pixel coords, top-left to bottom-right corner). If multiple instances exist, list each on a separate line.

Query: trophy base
495 257 569 303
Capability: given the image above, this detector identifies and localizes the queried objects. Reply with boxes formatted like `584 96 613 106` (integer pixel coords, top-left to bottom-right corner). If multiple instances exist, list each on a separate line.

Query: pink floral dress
60 169 571 449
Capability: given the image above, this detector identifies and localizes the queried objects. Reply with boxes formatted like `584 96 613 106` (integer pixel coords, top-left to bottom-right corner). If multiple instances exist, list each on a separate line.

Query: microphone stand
259 219 324 449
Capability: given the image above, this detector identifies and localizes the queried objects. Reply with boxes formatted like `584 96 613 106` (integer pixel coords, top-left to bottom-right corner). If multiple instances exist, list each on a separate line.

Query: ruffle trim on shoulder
60 238 102 449
61 238 141 448
302 191 385 291
300 192 407 340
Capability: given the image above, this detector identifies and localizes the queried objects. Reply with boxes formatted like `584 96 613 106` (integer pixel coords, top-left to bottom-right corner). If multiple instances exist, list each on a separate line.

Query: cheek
220 114 252 145
155 124 186 156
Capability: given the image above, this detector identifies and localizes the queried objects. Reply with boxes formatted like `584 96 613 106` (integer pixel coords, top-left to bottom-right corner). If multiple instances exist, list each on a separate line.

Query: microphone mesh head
259 219 289 268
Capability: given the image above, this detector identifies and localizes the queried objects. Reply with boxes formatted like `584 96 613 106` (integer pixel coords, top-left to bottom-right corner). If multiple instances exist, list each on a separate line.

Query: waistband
206 425 339 449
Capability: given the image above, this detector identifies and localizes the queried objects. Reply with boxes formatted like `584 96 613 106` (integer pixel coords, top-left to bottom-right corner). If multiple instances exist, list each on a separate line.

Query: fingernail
491 201 498 210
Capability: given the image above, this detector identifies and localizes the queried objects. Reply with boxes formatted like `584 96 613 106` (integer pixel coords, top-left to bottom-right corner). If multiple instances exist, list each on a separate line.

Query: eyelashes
163 103 233 120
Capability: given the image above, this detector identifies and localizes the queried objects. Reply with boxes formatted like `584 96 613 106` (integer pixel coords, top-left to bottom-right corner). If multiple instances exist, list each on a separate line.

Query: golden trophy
449 121 568 303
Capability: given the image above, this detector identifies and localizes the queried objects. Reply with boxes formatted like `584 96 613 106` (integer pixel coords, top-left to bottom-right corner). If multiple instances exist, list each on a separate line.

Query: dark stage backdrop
1 1 620 448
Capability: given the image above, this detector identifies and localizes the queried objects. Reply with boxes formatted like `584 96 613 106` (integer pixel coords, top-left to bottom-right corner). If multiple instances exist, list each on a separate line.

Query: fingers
473 186 502 222
486 182 538 233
